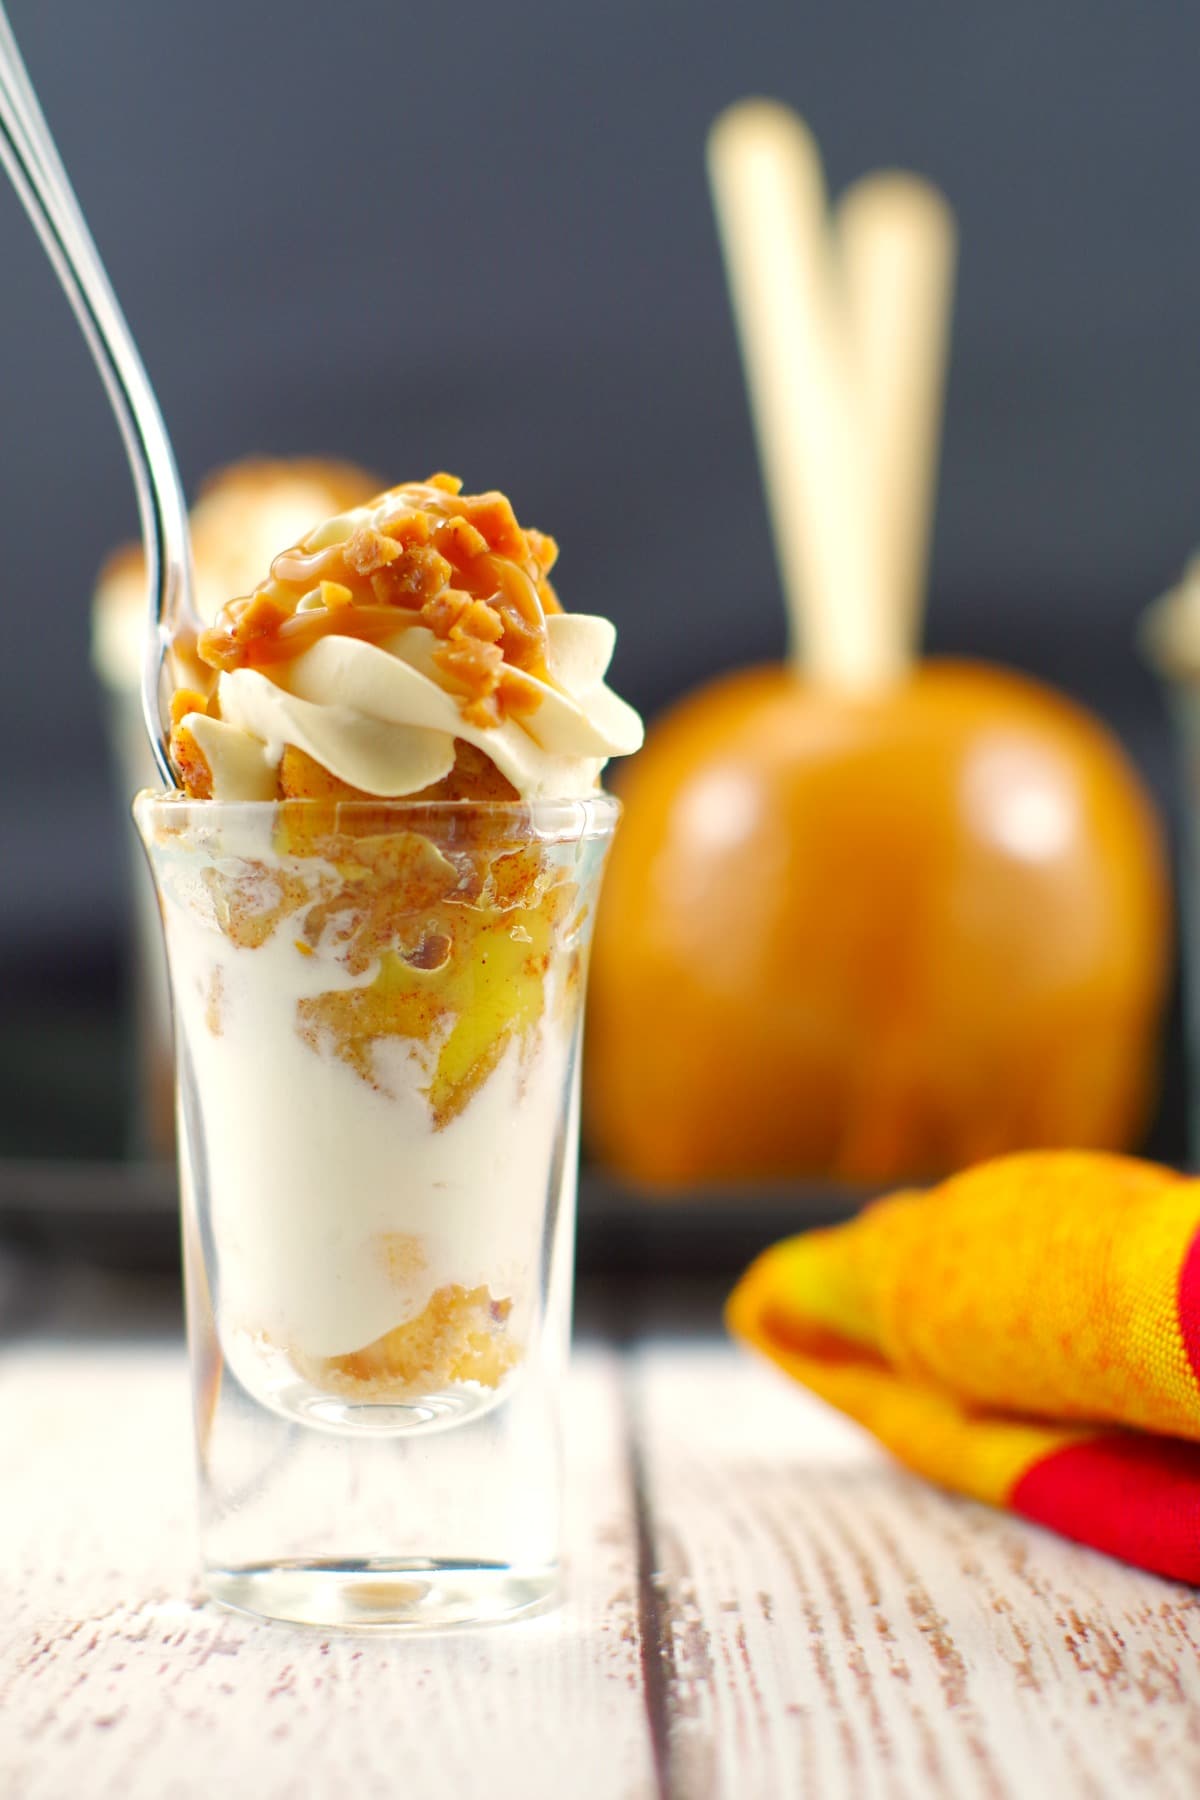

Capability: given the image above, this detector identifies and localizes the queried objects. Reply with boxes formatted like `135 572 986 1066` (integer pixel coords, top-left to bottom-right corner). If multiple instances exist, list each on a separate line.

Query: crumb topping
300 1283 520 1397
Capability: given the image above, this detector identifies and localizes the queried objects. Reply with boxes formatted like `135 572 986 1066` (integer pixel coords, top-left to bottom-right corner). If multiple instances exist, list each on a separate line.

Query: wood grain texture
0 1343 655 1800
7 1329 1200 1800
632 1342 1200 1800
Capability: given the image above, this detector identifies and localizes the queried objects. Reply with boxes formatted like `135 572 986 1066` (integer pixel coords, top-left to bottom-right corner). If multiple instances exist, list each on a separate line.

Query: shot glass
135 792 619 1629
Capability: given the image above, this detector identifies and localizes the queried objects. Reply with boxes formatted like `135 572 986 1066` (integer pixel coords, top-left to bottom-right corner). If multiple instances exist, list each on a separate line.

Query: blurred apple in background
586 661 1168 1185
584 103 1170 1190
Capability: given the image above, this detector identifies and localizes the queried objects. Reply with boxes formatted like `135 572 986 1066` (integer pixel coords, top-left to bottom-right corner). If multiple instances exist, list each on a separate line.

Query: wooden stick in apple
838 172 957 671
706 101 956 689
707 100 887 689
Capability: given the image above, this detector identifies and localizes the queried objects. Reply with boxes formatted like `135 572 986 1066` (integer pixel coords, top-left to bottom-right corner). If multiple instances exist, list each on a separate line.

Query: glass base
204 1558 561 1631
288 1383 508 1438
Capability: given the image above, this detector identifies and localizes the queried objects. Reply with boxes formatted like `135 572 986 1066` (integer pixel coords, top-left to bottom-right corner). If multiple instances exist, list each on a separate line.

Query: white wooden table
4 1267 1200 1799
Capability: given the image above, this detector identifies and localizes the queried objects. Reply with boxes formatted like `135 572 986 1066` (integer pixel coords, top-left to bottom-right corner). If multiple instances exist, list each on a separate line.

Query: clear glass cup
135 791 619 1630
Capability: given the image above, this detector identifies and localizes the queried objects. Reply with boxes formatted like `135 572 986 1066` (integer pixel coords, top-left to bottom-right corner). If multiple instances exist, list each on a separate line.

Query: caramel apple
584 103 1170 1188
586 661 1168 1184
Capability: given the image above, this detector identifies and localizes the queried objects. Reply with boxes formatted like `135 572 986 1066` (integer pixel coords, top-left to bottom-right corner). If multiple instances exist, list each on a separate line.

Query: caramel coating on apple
586 661 1170 1186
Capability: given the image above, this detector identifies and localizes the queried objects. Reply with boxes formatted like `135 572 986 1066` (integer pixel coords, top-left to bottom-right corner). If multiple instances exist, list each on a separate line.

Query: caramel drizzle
194 475 562 731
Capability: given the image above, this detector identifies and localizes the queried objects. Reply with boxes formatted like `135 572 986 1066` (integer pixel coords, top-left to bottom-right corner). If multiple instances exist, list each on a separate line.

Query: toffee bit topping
367 544 453 607
170 687 209 729
379 510 432 549
525 528 559 576
462 695 503 730
174 476 567 794
168 688 215 796
420 589 505 645
238 592 290 639
343 524 402 576
498 669 545 719
460 599 505 643
433 629 506 721
435 514 490 563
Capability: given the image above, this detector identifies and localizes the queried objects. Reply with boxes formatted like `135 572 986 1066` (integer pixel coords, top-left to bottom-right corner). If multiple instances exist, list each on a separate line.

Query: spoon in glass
0 4 198 785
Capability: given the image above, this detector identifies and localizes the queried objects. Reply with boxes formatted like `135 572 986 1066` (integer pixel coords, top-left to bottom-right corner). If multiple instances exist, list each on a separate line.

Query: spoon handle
0 5 193 783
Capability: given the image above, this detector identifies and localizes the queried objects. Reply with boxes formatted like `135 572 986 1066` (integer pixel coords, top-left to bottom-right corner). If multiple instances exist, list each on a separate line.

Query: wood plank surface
0 1342 656 1800
7 1326 1200 1800
632 1342 1200 1800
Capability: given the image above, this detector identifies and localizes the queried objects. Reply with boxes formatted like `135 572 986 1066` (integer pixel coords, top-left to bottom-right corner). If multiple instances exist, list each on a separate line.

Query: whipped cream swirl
177 485 644 800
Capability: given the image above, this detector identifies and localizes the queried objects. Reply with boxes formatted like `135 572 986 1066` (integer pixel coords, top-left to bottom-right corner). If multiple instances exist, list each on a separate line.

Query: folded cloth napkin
727 1151 1200 1582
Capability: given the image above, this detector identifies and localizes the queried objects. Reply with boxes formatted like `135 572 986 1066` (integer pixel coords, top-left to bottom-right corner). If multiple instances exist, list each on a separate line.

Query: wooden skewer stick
707 101 895 689
838 173 957 669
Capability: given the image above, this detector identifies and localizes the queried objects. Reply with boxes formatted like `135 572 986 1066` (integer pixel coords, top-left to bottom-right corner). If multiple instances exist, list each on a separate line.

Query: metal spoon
0 4 197 785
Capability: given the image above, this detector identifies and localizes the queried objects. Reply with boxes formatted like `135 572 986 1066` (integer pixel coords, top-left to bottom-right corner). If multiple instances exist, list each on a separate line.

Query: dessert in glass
92 456 379 1154
136 474 641 1627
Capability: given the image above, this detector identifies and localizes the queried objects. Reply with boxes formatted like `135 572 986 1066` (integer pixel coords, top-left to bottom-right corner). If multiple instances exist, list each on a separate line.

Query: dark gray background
1 0 1197 1156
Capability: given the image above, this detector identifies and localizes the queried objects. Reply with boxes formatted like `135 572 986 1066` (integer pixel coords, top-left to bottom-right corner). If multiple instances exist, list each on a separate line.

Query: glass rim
134 787 621 838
